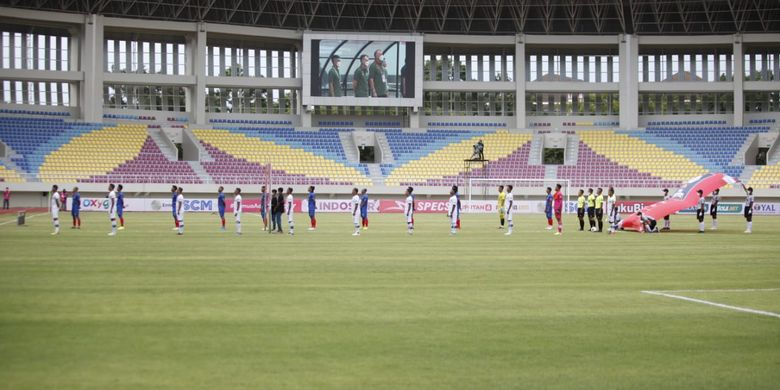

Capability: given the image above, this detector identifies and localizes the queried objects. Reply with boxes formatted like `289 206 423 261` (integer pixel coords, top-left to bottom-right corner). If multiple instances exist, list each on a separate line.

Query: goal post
466 178 571 214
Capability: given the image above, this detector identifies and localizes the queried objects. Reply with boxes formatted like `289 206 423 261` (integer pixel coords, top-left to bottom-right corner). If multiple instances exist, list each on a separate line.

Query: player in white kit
285 187 294 236
606 187 620 234
447 188 458 235
234 188 243 235
696 189 706 233
742 184 754 234
351 188 361 236
107 183 118 236
405 187 414 234
504 185 514 236
176 187 185 235
50 185 61 235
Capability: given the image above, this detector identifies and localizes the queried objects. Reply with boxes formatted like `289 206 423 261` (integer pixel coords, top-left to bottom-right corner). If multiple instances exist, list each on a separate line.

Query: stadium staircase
147 128 178 161
187 161 213 183
528 133 544 165
563 133 579 165
544 165 558 180
183 128 214 162
337 131 360 164
373 132 396 164
365 164 386 186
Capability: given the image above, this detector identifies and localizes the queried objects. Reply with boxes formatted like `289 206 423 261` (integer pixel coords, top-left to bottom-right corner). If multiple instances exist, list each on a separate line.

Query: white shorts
406 213 413 224
51 209 59 220
235 213 241 223
506 212 513 222
287 213 293 223
177 214 184 222
353 213 360 225
450 214 458 225
109 212 116 220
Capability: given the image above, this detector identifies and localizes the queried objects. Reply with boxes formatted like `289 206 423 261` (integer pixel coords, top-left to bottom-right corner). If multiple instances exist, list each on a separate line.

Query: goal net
467 178 571 214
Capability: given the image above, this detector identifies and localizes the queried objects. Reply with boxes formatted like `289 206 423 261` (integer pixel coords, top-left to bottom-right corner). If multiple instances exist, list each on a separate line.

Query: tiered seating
379 129 478 166
558 141 682 188
749 163 780 189
420 142 545 187
366 121 401 127
428 121 506 127
83 137 201 184
630 126 771 178
212 126 367 176
0 118 104 174
318 120 353 127
103 114 157 121
562 121 618 127
37 124 149 183
210 118 293 125
0 163 24 183
647 120 727 126
573 130 707 186
193 128 371 186
0 108 70 117
749 118 777 124
385 130 535 186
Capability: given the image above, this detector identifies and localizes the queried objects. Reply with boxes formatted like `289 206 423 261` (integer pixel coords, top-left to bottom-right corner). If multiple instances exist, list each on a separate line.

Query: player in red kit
553 183 564 235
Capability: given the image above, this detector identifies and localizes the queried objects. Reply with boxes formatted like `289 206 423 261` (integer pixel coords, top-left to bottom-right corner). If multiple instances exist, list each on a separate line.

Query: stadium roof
2 0 780 36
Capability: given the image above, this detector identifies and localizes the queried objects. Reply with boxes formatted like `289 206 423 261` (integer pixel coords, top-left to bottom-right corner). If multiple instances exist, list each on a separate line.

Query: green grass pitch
1 211 779 389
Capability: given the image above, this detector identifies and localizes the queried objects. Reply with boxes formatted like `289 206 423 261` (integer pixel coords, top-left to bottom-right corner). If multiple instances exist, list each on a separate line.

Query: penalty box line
641 290 780 319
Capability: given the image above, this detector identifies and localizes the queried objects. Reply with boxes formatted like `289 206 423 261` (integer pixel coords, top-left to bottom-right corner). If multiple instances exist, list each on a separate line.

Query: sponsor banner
300 199 380 213
376 200 549 214
67 197 780 215
68 197 146 212
753 202 780 215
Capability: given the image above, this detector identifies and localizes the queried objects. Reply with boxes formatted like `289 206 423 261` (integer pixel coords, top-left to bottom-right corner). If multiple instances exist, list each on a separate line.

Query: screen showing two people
311 40 415 99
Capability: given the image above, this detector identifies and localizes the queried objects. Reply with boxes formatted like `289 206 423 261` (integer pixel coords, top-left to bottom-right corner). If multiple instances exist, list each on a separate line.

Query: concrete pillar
733 35 744 126
515 35 526 129
618 34 638 129
80 14 103 122
188 25 207 125
409 108 420 128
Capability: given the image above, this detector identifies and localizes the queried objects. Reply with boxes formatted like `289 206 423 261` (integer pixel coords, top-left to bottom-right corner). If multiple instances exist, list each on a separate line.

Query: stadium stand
83 137 202 184
2 118 777 189
0 118 105 175
0 108 70 117
558 141 683 189
37 124 149 183
0 162 25 183
210 119 293 125
749 163 780 189
574 130 708 184
385 130 535 186
630 126 771 178
193 128 372 186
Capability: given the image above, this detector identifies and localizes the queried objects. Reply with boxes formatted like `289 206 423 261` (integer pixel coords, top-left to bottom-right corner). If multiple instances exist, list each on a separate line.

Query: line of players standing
48 184 126 236
46 182 755 236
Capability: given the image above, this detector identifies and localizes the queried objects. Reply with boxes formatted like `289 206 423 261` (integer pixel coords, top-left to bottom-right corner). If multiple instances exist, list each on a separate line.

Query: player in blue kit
217 186 226 231
544 187 553 230
307 186 317 231
260 185 268 231
360 188 369 230
171 185 179 230
71 186 81 229
117 184 126 230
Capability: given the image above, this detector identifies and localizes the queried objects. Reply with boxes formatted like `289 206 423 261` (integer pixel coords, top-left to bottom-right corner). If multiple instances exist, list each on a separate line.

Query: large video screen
303 33 423 107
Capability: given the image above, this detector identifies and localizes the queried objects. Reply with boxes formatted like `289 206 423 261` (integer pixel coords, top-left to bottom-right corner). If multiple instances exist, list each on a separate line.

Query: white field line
655 288 780 293
642 290 780 319
0 212 49 227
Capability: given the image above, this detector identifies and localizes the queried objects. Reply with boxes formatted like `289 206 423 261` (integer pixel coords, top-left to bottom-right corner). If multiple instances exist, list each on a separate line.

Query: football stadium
1 0 780 388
